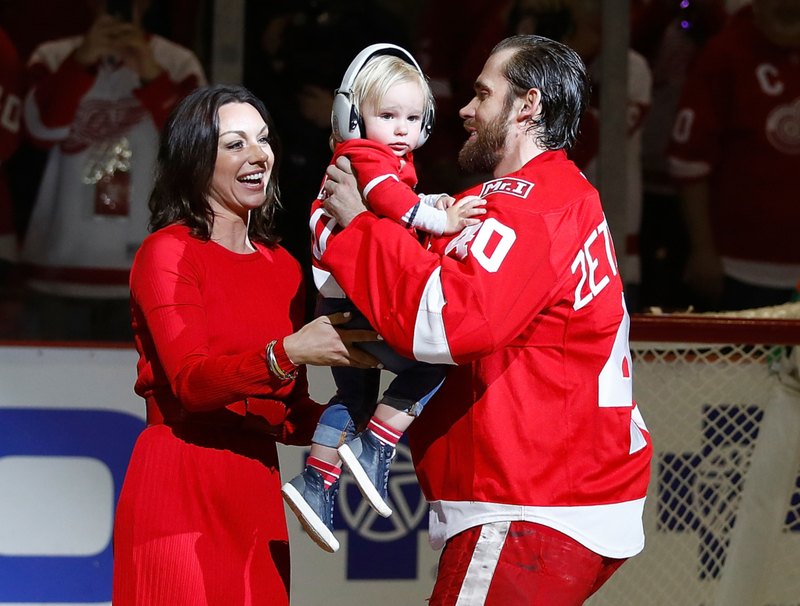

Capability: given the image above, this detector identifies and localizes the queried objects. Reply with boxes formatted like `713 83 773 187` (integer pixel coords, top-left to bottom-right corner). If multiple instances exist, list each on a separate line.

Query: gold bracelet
266 339 298 380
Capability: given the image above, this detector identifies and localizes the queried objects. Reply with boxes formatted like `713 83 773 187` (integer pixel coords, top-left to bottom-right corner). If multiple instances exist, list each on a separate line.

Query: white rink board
0 345 438 606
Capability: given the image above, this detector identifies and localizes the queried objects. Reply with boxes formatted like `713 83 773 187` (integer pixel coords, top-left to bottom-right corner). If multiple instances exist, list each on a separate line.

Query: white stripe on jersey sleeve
363 173 399 198
310 207 337 261
312 266 346 298
413 267 456 365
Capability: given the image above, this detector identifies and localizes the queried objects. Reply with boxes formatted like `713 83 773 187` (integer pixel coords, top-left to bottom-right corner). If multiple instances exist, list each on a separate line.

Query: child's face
362 80 425 157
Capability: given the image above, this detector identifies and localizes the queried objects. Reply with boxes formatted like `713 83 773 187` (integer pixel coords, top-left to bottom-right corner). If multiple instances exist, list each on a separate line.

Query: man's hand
322 156 368 227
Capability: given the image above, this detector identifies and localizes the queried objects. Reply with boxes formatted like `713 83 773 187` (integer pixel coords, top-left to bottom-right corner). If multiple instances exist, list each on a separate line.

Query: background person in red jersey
111 85 379 606
321 35 652 606
668 0 800 311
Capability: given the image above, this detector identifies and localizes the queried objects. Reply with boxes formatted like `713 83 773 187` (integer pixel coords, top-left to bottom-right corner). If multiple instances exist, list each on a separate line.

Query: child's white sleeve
418 193 449 207
403 201 448 235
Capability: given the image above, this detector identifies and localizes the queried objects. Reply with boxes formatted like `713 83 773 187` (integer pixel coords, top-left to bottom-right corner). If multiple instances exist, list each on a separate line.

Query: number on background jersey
672 108 694 144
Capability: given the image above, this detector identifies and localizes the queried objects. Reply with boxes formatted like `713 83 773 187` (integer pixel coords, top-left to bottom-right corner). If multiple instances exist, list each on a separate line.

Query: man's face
458 49 517 174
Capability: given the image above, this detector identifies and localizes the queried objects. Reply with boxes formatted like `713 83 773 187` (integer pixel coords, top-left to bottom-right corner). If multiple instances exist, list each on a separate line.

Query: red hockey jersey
668 6 800 276
323 150 652 558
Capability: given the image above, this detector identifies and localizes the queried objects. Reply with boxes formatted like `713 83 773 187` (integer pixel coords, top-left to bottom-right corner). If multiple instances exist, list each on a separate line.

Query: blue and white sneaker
338 430 395 517
281 466 340 553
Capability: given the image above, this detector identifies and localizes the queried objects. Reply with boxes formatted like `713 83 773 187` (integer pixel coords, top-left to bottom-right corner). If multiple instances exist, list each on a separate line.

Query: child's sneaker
338 430 395 517
281 466 340 553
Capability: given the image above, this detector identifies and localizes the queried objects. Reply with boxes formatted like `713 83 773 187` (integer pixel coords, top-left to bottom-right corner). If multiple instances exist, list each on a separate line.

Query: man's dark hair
492 35 589 151
149 85 283 245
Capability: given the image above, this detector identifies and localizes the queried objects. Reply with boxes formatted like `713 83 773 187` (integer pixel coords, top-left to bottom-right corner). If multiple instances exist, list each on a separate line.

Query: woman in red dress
112 85 377 605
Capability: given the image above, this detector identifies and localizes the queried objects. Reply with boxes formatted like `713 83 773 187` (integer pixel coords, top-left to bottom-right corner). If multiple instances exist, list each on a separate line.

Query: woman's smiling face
207 102 275 221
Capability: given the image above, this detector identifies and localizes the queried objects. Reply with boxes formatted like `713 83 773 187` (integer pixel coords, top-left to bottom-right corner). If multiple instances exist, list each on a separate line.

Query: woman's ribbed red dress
112 224 321 605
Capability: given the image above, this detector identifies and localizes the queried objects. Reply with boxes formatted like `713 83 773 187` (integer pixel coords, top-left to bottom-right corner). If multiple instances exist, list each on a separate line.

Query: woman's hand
321 156 368 227
282 312 381 368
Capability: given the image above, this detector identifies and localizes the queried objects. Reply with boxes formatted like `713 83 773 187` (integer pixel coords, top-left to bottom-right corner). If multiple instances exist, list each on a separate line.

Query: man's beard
458 110 510 174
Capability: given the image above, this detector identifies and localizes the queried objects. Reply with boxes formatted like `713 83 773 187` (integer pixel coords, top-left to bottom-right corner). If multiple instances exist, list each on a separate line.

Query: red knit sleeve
131 230 296 412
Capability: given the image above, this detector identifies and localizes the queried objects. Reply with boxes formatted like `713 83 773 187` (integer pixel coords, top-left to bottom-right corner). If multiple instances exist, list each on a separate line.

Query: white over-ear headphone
331 43 434 148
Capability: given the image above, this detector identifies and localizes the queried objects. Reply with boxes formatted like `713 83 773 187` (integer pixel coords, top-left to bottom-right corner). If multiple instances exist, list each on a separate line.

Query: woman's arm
132 231 379 412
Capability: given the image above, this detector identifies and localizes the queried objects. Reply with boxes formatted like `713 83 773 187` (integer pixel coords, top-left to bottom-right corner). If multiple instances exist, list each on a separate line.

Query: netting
587 303 800 606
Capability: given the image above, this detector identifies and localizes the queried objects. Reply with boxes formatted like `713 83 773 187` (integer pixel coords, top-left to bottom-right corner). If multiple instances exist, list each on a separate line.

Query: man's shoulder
471 152 595 212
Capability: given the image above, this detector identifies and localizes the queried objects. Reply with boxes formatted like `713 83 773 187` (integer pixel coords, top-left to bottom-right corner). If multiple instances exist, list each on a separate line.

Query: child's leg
338 359 448 517
374 360 447 432
281 295 380 553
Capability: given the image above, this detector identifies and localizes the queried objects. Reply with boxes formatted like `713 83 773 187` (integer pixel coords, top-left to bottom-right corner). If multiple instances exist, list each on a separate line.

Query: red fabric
113 224 322 604
323 149 651 514
337 140 420 226
26 37 203 144
430 522 626 606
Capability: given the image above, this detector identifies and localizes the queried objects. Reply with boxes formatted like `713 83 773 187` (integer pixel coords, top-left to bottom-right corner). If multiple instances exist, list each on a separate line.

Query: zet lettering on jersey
571 216 618 311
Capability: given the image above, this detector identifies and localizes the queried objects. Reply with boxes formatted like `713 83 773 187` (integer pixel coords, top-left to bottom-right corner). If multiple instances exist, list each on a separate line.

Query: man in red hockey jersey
321 35 652 605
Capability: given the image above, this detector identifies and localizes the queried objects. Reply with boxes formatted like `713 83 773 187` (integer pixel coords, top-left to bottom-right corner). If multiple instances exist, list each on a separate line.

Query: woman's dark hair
148 85 283 245
492 35 589 151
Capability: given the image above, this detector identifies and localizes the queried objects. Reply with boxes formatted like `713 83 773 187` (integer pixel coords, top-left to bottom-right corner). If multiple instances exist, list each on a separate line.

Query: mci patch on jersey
479 177 534 199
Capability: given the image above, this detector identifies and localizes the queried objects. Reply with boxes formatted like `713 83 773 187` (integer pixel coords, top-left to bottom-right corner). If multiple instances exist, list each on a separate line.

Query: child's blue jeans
312 296 447 448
